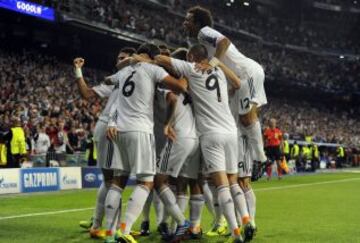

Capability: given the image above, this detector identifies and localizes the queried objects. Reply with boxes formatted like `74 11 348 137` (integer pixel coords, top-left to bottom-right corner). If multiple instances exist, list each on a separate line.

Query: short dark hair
188 44 208 62
188 6 213 28
137 43 161 59
119 47 136 56
171 48 188 61
158 44 168 50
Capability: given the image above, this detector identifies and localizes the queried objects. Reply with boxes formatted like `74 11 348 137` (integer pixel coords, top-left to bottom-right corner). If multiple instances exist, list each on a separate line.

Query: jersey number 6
205 74 221 102
122 71 136 97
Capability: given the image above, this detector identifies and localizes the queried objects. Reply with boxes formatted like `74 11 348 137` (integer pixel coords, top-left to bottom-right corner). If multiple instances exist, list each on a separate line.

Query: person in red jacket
264 118 283 180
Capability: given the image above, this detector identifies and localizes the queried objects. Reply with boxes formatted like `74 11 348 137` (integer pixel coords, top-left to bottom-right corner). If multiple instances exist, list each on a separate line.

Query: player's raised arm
73 57 97 100
218 61 241 89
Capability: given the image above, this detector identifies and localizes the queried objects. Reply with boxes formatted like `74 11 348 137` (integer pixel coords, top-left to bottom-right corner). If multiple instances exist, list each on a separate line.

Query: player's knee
210 171 229 187
102 169 113 185
227 173 238 185
154 174 168 190
176 177 189 194
189 179 202 194
238 177 251 191
136 175 154 190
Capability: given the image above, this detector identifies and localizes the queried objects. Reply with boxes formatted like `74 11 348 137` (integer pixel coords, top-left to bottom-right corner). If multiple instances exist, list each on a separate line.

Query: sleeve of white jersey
148 64 169 83
105 72 119 84
170 58 192 77
108 103 118 128
198 26 226 48
92 84 114 98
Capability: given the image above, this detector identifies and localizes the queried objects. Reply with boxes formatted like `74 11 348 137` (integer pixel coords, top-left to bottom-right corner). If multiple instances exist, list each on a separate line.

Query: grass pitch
0 171 360 243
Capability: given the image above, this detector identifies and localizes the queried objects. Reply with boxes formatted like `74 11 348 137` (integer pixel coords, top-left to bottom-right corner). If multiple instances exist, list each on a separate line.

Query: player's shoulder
199 26 217 35
138 62 161 70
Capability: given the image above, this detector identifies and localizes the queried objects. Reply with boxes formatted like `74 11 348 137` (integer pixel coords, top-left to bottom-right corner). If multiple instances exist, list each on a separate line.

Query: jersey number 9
205 74 221 102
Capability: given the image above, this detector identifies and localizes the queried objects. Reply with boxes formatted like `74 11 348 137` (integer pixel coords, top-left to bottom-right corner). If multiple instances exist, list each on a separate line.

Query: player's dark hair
171 48 188 61
137 43 161 59
119 47 136 56
188 6 213 28
188 44 208 62
158 44 168 50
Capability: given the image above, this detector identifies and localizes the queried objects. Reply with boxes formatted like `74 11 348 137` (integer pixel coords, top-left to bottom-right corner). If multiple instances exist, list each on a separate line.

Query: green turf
0 172 360 243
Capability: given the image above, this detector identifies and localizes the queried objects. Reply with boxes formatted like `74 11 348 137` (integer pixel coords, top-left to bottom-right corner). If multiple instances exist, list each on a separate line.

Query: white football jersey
159 89 197 138
171 58 237 136
92 74 119 122
108 63 169 134
198 26 262 80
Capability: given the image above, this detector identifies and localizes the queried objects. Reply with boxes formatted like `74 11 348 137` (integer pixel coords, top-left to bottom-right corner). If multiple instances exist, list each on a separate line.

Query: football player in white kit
154 44 244 243
73 47 136 239
105 43 188 243
183 6 266 240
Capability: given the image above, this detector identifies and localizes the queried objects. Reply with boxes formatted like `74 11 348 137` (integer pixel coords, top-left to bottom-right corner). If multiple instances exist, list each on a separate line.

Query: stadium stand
0 0 359 169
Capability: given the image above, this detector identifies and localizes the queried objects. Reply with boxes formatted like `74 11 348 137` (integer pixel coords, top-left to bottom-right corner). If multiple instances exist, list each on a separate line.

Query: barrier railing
29 152 88 167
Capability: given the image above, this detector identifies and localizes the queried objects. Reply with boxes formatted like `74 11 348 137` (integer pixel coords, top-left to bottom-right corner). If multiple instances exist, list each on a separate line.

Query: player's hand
73 58 85 68
229 87 236 97
106 127 118 140
195 62 212 74
164 124 176 142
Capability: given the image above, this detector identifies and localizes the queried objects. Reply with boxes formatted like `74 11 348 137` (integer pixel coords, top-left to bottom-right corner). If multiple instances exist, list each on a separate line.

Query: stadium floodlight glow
226 2 231 6
243 1 250 6
0 0 55 21
230 0 234 3
339 55 344 59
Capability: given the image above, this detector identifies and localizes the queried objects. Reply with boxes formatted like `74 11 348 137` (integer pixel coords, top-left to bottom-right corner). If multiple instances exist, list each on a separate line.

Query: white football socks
190 194 205 228
92 182 109 229
244 188 256 226
217 186 240 237
230 184 250 225
159 186 186 225
105 184 122 233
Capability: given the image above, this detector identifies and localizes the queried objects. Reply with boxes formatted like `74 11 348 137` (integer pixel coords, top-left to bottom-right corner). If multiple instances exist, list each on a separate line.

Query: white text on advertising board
24 172 57 188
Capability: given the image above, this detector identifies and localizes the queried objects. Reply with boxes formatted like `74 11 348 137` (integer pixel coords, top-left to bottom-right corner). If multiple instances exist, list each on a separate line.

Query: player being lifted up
154 44 244 243
105 43 188 243
74 47 136 239
183 6 267 240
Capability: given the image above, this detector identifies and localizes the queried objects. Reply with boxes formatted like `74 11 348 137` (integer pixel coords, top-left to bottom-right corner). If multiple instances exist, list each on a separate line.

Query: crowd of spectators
0 49 105 165
0 47 359 160
262 98 360 148
40 0 359 93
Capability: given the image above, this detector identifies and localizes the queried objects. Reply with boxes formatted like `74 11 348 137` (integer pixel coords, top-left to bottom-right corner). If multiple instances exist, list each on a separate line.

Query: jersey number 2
122 71 136 97
205 74 221 102
240 98 250 110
